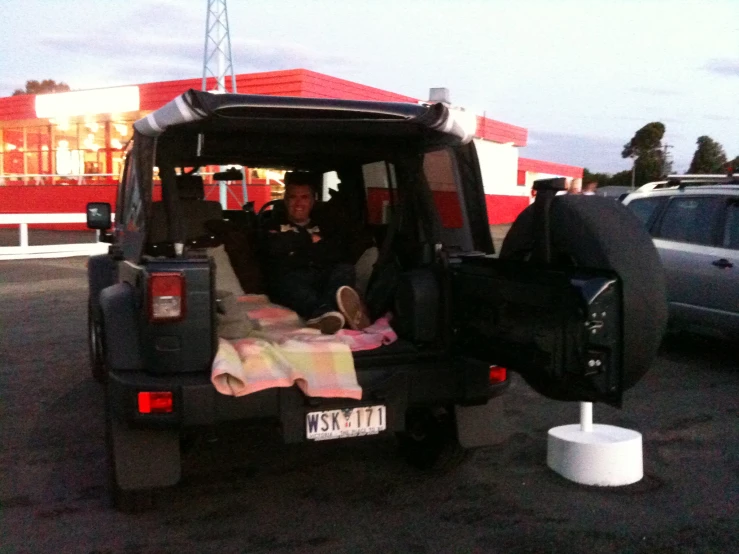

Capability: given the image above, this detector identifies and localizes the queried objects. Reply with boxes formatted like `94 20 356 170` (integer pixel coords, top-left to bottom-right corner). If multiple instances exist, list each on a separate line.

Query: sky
1 0 737 174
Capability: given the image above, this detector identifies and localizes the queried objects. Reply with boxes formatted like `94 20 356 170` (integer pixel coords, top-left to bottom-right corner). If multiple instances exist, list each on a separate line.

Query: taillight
148 272 185 322
489 365 507 383
137 391 174 414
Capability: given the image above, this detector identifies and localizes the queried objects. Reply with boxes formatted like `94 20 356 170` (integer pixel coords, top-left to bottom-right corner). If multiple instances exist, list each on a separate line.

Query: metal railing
0 173 118 186
0 213 112 260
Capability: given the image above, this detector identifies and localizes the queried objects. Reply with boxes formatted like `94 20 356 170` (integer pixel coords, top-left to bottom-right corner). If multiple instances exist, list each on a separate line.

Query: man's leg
269 268 322 320
317 263 356 312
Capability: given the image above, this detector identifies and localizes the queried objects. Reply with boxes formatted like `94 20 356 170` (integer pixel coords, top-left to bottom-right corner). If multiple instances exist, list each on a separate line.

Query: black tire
500 195 667 392
104 391 155 513
88 303 107 384
397 407 468 471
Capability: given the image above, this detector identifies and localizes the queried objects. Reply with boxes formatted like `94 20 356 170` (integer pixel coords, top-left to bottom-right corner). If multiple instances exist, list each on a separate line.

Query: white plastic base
547 423 643 486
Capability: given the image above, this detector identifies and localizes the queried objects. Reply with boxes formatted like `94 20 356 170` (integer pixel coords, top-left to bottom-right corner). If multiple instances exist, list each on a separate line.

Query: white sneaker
336 286 371 330
306 311 345 335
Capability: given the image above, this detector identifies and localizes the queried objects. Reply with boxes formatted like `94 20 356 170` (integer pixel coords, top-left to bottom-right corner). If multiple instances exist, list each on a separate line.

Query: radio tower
202 0 237 93
202 0 245 205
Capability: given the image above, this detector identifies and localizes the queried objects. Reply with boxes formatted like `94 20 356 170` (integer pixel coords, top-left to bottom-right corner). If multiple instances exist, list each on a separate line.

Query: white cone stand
547 402 643 486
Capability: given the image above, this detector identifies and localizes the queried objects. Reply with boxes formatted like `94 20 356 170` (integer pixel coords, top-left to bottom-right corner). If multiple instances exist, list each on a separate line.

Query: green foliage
688 136 728 174
619 122 669 186
582 168 612 188
12 79 71 96
635 151 667 185
608 170 633 188
621 122 666 159
727 155 739 173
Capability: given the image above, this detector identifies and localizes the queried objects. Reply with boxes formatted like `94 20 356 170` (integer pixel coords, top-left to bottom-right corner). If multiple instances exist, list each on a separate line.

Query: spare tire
500 195 667 391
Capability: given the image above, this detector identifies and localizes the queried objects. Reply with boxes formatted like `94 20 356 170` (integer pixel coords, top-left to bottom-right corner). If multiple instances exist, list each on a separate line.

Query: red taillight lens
148 272 185 322
137 391 174 414
489 365 507 383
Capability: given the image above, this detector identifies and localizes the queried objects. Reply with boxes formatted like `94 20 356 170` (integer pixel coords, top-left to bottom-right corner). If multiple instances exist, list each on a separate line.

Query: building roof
0 69 527 146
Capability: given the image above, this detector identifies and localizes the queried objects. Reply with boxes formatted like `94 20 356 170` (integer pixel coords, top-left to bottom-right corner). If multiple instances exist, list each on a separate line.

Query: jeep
86 89 667 512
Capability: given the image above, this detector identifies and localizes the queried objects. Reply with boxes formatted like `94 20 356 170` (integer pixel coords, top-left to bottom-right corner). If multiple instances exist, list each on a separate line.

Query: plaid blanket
211 295 362 399
212 336 361 399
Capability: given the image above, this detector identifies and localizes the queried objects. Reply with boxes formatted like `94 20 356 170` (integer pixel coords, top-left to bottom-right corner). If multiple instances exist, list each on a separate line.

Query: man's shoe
336 286 371 330
306 311 345 335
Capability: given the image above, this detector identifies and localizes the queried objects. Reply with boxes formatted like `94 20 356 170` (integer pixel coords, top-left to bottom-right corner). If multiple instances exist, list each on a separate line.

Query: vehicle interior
136 132 481 361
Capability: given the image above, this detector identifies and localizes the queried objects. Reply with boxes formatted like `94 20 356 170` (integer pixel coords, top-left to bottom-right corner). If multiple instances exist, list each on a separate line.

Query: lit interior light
114 123 128 136
58 140 69 150
86 121 99 133
35 86 140 119
83 134 100 151
5 143 17 151
41 145 49 151
111 139 123 149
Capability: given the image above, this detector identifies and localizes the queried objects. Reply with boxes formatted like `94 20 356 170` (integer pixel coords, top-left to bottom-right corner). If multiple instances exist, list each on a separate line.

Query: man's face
285 184 315 225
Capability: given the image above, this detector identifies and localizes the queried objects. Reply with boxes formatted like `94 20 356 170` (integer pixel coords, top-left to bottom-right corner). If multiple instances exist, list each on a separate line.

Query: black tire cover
500 195 667 390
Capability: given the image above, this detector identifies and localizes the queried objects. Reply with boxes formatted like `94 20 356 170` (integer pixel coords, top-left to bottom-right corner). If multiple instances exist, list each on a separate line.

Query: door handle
712 258 733 269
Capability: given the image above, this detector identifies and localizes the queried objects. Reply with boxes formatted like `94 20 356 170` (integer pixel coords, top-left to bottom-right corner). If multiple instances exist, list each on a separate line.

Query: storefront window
0 115 134 184
2 128 24 178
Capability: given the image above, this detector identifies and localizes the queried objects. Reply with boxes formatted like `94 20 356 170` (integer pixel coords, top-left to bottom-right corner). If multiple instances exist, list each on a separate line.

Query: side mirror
86 202 112 230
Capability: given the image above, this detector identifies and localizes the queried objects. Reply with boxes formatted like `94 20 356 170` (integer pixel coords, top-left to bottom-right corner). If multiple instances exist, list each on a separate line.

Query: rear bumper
107 359 508 443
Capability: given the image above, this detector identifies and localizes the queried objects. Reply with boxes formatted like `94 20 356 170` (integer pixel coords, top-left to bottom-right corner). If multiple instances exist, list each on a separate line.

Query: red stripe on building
518 157 583 178
485 194 530 225
476 116 528 147
0 93 36 121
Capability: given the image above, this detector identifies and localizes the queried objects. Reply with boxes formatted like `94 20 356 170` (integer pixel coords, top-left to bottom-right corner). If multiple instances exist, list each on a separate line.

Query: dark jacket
264 213 346 273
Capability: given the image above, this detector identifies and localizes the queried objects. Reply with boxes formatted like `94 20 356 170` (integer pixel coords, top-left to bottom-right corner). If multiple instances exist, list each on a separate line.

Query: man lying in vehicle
263 171 371 334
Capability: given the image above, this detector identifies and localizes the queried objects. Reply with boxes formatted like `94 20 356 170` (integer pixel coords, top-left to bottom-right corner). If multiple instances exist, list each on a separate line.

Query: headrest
284 171 322 189
176 174 205 200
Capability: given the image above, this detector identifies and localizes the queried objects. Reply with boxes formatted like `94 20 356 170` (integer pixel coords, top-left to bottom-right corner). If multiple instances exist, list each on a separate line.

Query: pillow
206 219 266 294
207 245 245 296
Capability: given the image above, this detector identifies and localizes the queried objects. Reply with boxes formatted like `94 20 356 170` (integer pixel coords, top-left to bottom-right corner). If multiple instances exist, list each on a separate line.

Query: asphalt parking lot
0 256 737 553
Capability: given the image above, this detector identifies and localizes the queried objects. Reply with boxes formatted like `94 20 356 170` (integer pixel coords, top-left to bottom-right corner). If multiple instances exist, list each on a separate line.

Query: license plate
306 405 386 441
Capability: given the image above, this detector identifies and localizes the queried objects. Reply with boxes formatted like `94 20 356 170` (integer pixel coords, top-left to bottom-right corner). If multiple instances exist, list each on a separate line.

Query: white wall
473 139 524 196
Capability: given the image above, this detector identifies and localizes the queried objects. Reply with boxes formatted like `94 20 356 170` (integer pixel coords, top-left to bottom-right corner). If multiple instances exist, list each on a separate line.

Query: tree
12 79 71 96
621 122 668 186
687 136 728 174
609 169 634 188
727 155 739 174
582 168 612 188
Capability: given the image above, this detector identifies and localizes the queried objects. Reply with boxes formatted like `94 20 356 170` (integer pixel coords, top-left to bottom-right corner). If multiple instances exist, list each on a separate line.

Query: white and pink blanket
210 294 397 400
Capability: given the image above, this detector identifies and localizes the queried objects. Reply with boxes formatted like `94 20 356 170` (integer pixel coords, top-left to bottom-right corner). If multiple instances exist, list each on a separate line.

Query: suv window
422 149 472 252
723 201 739 249
657 196 724 245
627 197 664 229
363 161 396 225
423 149 464 229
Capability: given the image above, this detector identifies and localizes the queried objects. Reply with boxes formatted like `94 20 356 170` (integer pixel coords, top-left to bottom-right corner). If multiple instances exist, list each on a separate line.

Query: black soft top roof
133 89 477 148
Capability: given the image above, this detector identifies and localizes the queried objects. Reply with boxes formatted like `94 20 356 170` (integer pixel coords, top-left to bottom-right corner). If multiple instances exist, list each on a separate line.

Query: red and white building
0 69 582 228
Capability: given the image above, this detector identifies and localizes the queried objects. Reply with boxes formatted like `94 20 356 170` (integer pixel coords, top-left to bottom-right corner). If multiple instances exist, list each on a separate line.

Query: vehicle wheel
104 394 155 513
500 195 668 394
397 407 468 471
88 303 107 384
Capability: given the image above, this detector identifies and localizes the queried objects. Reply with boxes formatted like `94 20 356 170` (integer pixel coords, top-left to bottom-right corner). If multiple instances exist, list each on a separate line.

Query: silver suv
622 176 739 340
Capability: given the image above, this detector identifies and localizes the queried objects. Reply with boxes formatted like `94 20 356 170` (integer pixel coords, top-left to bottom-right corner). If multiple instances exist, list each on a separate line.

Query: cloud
37 32 354 88
520 130 632 174
703 58 739 77
630 87 681 97
703 114 733 122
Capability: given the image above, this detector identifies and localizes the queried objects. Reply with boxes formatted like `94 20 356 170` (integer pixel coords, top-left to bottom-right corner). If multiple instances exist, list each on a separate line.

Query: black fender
100 283 144 371
87 254 117 316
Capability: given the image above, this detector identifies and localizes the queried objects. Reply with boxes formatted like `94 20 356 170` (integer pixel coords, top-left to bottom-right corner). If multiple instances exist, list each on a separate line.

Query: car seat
148 174 223 247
